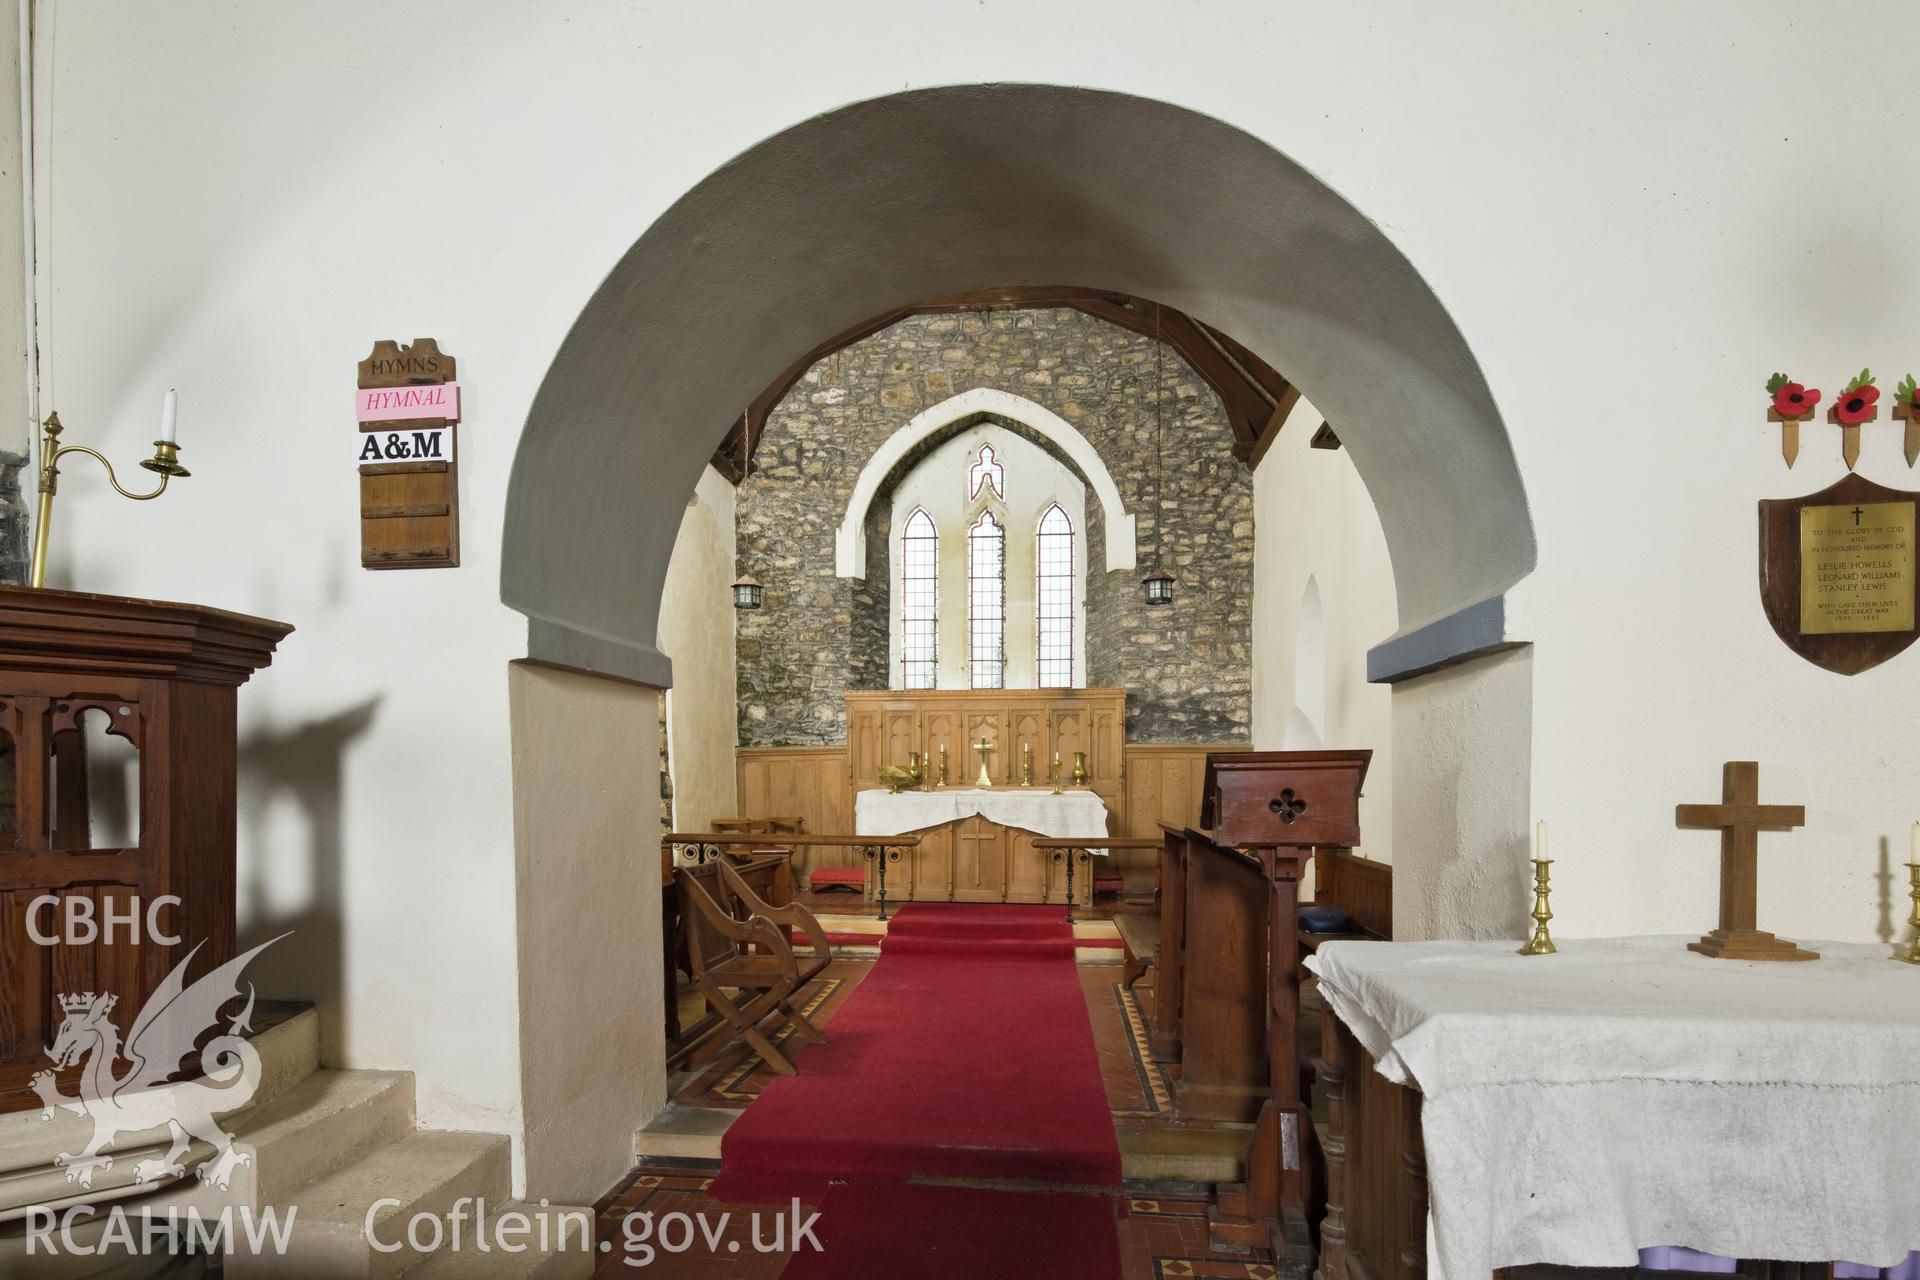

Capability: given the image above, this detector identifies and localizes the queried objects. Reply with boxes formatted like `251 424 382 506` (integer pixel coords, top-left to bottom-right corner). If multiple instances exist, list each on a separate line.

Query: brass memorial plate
1760 473 1920 674
1798 501 1915 634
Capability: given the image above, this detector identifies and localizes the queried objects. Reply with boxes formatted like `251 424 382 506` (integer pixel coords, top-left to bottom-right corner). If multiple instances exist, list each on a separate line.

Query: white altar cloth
1307 936 1920 1280
854 788 1109 841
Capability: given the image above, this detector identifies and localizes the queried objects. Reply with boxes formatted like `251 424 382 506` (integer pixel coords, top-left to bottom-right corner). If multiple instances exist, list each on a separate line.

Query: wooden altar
0 589 292 1113
851 787 1108 905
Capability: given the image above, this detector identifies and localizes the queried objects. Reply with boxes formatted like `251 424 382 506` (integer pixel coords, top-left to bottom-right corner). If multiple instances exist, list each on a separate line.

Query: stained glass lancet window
899 509 938 688
968 510 1006 689
1035 504 1075 686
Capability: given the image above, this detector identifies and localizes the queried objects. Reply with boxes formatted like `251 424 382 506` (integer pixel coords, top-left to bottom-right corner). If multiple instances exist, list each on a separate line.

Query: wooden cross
1675 760 1817 961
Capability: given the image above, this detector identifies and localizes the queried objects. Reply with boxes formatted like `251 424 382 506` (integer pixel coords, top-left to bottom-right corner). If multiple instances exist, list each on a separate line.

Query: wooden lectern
1152 749 1371 1276
0 589 291 1113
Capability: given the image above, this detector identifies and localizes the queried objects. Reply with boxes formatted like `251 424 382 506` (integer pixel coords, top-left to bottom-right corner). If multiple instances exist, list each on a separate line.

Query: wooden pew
1298 846 1392 970
1143 751 1372 1275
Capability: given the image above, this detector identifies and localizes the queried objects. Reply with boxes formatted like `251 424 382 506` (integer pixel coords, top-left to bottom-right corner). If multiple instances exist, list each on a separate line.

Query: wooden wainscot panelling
1119 745 1243 888
733 747 852 876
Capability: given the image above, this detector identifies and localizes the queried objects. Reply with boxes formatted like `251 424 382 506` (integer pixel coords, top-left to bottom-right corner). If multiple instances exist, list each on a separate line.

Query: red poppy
1771 382 1820 418
1835 385 1880 426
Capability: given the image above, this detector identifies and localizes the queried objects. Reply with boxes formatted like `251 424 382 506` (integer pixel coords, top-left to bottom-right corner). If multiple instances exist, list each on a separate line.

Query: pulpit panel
0 590 290 1115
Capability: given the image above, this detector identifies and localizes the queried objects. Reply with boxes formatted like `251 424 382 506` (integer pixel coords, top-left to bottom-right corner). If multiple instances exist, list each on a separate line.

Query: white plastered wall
659 466 738 830
1251 401 1398 864
32 0 1920 1185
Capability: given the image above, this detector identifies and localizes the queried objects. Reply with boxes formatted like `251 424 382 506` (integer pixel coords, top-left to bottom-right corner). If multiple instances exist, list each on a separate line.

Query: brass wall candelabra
29 410 189 589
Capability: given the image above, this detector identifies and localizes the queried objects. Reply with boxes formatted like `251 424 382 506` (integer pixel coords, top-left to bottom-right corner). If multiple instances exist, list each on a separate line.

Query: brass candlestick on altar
1050 752 1063 795
29 407 190 589
1071 751 1087 787
1899 862 1920 966
973 738 993 788
1519 857 1558 956
938 746 949 787
1021 742 1033 787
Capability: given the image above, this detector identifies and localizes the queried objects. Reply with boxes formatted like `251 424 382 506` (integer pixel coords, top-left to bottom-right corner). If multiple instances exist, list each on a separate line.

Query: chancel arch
503 86 1535 690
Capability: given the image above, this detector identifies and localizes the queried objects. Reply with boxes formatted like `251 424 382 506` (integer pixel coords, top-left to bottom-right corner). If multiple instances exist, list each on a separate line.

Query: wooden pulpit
1153 749 1371 1276
0 589 291 1113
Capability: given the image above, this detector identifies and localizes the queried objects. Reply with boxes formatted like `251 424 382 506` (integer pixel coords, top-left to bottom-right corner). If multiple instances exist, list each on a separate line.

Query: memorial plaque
1798 501 1915 634
1760 473 1920 674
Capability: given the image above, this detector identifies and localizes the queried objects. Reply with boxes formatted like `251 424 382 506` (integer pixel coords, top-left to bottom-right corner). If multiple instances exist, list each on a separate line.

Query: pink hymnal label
356 382 460 423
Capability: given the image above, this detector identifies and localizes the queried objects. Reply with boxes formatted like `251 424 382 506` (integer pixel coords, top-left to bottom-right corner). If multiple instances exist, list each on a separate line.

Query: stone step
224 1068 416 1208
0 1006 326 1216
402 1203 599 1280
228 1130 512 1280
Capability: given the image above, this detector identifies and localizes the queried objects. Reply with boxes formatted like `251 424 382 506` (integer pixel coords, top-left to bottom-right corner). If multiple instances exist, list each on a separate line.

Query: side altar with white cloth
853 786 1109 904
1305 936 1920 1280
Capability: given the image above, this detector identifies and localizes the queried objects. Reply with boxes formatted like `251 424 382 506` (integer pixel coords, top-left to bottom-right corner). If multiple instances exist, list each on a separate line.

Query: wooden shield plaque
1759 472 1920 674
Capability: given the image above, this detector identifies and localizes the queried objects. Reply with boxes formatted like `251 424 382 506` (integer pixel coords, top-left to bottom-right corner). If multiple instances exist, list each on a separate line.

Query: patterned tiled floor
593 1162 1273 1279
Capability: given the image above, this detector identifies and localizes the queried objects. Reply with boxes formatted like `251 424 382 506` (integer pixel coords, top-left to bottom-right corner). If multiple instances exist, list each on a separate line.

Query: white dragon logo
31 935 284 1192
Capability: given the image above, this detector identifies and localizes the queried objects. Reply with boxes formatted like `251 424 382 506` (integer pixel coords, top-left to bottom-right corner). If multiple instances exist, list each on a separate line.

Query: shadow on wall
236 696 381 1056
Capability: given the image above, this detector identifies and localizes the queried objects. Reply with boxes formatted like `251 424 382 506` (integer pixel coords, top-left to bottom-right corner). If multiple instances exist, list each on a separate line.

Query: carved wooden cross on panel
1675 760 1818 961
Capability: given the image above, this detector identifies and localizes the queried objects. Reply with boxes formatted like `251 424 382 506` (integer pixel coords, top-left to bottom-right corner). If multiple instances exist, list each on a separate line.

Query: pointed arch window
1035 504 1076 687
967 510 1006 689
899 509 939 689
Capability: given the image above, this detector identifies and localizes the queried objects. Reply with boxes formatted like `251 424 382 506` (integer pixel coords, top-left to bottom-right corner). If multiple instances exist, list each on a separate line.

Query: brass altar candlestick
1050 752 1063 795
1519 858 1558 956
1021 742 1033 787
1899 862 1920 966
938 746 949 787
1071 751 1087 787
29 409 190 589
973 738 993 788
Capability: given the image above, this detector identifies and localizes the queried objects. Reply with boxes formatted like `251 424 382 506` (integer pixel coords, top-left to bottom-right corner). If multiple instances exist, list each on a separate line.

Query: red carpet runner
712 903 1123 1277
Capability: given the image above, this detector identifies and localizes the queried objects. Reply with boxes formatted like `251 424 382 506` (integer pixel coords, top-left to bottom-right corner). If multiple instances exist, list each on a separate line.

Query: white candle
1911 819 1918 866
1536 819 1548 862
160 388 178 444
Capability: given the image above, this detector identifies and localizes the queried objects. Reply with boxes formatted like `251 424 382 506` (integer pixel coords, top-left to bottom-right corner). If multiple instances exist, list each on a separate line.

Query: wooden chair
719 860 832 989
677 864 828 1076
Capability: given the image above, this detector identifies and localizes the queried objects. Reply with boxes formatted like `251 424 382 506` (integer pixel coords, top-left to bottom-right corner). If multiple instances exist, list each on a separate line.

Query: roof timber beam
712 285 1300 481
